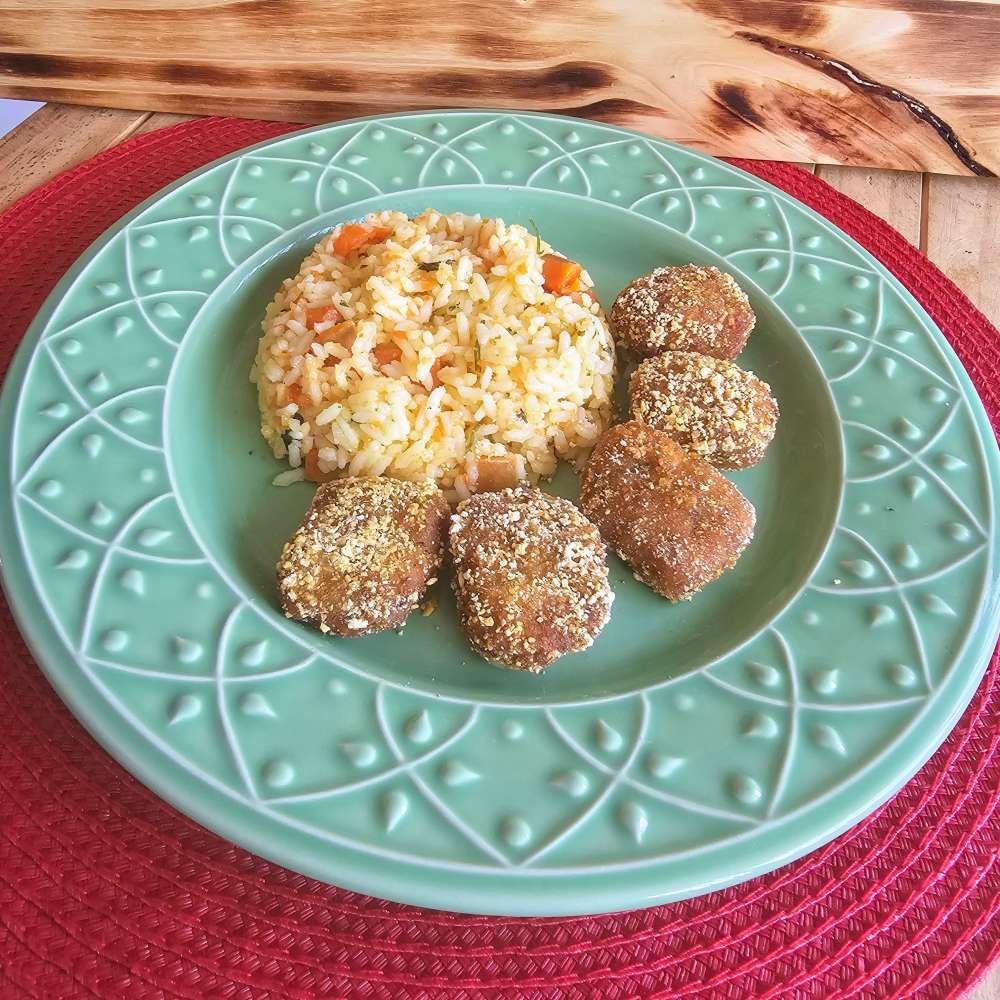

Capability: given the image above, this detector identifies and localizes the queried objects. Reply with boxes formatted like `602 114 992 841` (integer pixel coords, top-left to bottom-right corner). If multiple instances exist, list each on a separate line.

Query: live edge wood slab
1 0 998 175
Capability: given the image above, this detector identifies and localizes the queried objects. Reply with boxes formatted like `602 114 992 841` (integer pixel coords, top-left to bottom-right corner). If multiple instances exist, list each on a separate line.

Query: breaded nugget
277 476 449 636
449 488 613 672
611 264 755 359
630 351 778 469
580 422 755 600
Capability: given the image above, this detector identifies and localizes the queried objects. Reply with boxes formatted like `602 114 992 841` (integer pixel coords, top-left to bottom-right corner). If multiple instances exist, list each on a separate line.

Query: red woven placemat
1 117 998 1000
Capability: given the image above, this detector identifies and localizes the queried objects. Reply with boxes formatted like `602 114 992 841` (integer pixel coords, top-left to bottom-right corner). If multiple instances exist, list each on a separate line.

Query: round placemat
0 117 997 999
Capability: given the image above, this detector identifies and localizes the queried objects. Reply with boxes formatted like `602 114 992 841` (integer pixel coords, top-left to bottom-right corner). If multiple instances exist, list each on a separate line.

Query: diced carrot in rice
315 321 356 348
286 384 310 410
333 224 393 257
542 254 583 295
411 271 438 292
373 343 403 367
305 304 342 328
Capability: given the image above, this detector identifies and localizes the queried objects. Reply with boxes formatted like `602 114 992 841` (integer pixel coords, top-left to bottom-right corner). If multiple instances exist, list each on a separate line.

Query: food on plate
277 476 449 636
629 351 778 469
449 488 613 671
252 209 615 500
261 224 774 657
579 421 755 601
610 264 755 359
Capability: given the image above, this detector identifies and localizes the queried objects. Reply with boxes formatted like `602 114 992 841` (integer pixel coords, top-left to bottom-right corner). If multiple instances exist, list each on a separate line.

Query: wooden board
1 0 999 175
924 172 1000 327
815 165 923 246
0 104 149 211
0 105 194 213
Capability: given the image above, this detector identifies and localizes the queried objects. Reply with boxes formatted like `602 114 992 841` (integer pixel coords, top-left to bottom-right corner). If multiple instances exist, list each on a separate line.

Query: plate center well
167 188 843 704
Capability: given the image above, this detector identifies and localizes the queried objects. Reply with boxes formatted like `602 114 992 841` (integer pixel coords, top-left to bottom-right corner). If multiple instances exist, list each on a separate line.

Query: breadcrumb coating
610 264 755 359
449 488 613 671
278 476 449 636
580 422 755 601
630 351 778 469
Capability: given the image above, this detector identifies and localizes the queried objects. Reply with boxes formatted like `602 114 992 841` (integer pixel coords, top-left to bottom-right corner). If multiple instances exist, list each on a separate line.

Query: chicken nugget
580 422 754 600
450 488 612 671
277 476 449 635
630 351 778 469
611 264 754 359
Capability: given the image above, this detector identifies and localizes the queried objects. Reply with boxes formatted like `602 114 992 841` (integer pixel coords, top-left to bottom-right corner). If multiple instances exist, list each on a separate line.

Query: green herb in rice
528 217 542 254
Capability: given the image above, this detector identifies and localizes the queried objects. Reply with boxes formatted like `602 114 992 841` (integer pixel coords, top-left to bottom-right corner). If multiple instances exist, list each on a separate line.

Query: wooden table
1 102 998 1000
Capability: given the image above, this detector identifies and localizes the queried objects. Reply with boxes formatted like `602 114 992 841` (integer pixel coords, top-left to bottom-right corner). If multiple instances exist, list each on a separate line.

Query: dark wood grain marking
0 51 352 93
0 51 618 103
457 27 560 62
859 0 1000 20
230 0 299 21
710 83 767 131
459 28 517 59
703 72 961 171
554 98 666 122
539 63 614 95
779 94 860 149
0 51 56 78
157 62 243 88
370 62 614 100
738 31 995 176
686 0 826 37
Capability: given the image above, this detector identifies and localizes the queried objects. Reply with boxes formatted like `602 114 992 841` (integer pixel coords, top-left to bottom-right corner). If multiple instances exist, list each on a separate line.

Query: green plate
2 111 998 916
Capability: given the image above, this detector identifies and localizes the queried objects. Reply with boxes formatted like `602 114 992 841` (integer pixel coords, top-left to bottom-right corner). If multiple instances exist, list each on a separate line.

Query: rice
251 209 616 498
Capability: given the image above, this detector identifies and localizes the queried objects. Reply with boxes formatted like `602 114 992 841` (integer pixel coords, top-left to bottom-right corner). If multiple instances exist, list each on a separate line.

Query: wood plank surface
0 103 149 211
815 165 923 246
132 112 197 137
1 1 999 175
924 172 1000 327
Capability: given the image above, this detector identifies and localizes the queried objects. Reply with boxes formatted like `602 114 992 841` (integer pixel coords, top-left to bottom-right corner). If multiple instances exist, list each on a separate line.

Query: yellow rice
251 209 616 499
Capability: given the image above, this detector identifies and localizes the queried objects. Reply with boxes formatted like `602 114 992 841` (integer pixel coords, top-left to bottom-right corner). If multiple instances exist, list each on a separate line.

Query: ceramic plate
2 111 998 916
